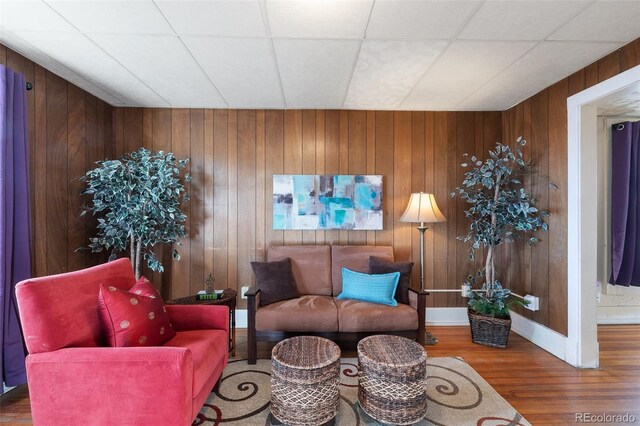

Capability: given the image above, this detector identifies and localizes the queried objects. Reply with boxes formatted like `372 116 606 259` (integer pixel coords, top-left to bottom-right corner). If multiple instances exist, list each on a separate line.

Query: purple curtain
0 65 30 386
610 120 640 287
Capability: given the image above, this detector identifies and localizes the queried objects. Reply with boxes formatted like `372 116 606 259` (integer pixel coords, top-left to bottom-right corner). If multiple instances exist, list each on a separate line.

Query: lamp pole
417 222 427 292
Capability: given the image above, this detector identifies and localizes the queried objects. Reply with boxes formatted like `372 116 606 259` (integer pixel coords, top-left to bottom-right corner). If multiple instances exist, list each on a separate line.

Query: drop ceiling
1 0 639 111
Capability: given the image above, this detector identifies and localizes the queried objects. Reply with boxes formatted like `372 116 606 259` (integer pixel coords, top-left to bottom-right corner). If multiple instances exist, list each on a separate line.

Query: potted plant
80 148 191 279
451 137 548 348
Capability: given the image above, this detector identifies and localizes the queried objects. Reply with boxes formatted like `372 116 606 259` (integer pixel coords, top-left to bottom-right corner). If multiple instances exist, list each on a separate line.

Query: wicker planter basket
468 308 511 349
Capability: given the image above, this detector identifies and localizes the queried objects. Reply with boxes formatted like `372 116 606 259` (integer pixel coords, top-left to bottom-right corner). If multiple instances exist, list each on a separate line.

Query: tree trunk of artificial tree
485 174 502 299
130 233 135 270
135 238 142 280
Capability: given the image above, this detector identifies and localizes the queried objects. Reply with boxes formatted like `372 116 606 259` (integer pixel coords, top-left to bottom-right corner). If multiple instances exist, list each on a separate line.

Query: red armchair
15 259 229 426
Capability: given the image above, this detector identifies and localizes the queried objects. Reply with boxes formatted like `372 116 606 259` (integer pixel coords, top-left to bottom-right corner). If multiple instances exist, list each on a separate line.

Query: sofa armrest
408 288 428 346
246 286 259 364
245 286 260 297
408 287 428 310
166 304 229 332
26 347 193 425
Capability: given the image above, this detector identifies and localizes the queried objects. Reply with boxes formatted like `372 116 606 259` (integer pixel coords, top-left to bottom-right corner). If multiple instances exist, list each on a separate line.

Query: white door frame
566 64 640 368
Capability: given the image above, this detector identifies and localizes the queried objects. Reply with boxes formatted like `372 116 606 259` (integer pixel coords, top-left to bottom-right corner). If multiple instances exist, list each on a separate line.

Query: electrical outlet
461 284 472 297
241 286 249 299
524 294 539 311
596 281 602 303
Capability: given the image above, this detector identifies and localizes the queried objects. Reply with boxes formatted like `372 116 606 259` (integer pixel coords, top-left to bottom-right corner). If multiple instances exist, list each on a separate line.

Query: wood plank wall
0 45 114 277
501 38 640 335
113 109 503 308
6 35 639 335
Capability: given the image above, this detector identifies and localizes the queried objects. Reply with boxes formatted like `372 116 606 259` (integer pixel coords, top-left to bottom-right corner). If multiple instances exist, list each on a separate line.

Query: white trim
510 312 567 360
236 309 248 329
597 306 640 324
426 307 469 325
566 64 640 368
2 384 16 395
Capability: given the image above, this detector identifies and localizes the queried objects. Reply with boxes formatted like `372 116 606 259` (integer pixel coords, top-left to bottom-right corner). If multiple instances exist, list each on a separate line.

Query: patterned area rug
194 357 530 426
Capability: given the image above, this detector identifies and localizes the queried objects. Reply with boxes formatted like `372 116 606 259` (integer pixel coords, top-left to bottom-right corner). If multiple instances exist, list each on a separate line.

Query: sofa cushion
268 246 332 296
251 258 300 306
331 245 393 296
369 257 413 305
337 268 400 307
336 299 418 332
256 295 338 332
98 279 175 347
163 329 228 396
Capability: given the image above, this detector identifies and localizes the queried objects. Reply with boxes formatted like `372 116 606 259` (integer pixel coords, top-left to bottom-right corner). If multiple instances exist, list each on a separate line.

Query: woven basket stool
270 336 341 426
357 335 427 425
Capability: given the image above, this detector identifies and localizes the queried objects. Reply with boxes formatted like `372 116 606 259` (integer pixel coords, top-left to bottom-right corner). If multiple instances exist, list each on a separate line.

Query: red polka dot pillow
98 277 175 347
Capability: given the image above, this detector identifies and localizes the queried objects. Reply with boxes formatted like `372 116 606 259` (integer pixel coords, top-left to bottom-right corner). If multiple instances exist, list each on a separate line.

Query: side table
166 288 237 356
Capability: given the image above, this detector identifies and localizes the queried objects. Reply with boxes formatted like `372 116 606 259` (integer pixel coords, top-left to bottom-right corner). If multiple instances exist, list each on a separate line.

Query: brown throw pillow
368 256 413 305
250 258 300 306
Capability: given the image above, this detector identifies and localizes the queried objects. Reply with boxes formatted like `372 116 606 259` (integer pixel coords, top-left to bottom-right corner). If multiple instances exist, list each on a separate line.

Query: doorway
567 64 640 367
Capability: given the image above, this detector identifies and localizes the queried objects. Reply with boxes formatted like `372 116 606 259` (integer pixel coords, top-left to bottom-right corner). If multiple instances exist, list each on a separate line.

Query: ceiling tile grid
458 41 623 110
274 38 361 108
402 40 537 110
0 0 639 111
87 33 226 108
345 39 449 110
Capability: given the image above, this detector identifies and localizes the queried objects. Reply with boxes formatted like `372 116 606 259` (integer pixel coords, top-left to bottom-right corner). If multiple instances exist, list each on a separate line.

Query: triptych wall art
273 175 383 230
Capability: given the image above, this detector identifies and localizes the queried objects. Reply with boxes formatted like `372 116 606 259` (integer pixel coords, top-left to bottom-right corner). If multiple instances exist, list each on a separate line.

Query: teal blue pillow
337 268 400 307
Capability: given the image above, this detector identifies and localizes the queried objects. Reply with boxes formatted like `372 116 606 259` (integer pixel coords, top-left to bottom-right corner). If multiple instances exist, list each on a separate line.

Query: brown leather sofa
246 245 427 364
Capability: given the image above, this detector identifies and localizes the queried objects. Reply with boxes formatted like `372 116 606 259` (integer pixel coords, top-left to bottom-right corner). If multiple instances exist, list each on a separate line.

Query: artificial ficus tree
451 138 549 317
80 148 191 279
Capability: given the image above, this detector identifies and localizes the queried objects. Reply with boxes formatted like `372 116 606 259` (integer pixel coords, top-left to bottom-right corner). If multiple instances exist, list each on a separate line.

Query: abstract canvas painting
273 175 383 230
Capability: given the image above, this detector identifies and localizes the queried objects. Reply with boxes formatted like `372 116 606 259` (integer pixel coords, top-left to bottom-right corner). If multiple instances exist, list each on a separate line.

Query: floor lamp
400 192 446 344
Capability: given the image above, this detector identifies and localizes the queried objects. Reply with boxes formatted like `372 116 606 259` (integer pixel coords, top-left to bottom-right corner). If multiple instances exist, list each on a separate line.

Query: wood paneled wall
0 45 114 277
113 109 503 308
6 35 639 335
502 38 640 335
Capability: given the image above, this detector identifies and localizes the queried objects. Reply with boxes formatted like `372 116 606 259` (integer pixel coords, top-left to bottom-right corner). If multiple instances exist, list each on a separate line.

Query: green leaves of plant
80 147 190 273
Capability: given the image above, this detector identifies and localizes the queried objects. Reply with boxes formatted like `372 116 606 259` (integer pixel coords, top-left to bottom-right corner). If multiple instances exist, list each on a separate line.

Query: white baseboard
426 307 469 325
597 306 640 324
236 309 248 328
510 311 567 361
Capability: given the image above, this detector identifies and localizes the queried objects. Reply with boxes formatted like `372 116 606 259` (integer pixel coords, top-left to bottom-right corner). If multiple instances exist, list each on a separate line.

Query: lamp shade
400 192 446 224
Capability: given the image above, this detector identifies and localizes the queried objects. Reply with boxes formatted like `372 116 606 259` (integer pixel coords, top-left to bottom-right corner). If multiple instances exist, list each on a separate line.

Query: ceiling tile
402 41 536 110
267 0 372 39
183 36 283 108
0 29 124 105
89 34 226 107
595 82 640 117
459 41 622 110
458 1 589 41
549 1 640 42
344 40 448 110
274 39 360 108
0 0 77 32
155 0 266 37
45 0 173 35
10 30 168 106
366 0 481 39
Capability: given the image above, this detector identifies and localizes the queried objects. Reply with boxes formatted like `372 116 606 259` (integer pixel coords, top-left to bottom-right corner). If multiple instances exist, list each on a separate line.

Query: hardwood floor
1 325 638 425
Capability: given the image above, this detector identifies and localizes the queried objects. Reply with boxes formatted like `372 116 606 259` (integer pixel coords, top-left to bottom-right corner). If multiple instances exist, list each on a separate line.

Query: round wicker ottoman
357 335 427 425
270 336 341 426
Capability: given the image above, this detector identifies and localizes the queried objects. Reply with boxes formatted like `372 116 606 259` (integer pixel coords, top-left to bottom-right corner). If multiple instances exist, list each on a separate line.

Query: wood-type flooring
1 325 638 425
